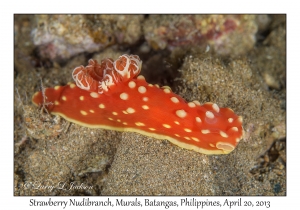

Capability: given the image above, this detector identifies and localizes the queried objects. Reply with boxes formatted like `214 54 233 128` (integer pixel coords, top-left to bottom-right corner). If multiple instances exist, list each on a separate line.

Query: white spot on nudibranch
54 86 60 90
128 81 136 88
193 100 201 106
138 86 147 94
175 134 180 137
135 122 145 126
163 88 171 94
191 137 200 142
184 128 192 132
171 97 179 104
188 102 196 108
201 129 210 134
99 104 105 109
174 121 180 125
90 92 99 98
54 101 59 105
120 92 129 100
80 110 88 116
112 112 118 116
89 110 95 113
220 131 228 138
162 86 171 90
176 110 187 118
126 107 135 114
70 84 76 89
206 111 214 119
212 103 220 113
149 128 156 131
231 127 239 132
137 75 145 80
142 97 149 102
228 118 234 123
142 105 149 110
238 116 243 123
62 96 67 101
79 96 84 101
163 124 171 128
195 117 202 123
184 137 191 140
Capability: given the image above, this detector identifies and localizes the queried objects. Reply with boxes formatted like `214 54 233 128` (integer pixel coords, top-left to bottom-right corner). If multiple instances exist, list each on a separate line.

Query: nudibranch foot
32 54 243 155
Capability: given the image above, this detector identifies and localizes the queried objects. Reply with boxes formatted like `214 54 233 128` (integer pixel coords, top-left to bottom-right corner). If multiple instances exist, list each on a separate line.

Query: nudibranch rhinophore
32 54 243 155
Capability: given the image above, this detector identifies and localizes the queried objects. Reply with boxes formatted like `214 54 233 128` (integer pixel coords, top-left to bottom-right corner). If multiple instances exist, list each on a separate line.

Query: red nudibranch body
32 54 243 155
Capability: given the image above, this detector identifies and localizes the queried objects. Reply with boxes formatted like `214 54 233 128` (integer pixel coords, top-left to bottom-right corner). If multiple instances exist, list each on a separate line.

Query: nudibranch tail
32 54 243 155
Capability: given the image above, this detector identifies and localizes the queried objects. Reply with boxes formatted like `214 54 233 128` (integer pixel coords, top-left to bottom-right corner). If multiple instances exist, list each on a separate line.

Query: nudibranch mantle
32 54 243 155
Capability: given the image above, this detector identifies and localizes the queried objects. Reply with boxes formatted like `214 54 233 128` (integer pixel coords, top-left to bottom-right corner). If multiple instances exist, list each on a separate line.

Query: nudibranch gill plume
32 54 243 155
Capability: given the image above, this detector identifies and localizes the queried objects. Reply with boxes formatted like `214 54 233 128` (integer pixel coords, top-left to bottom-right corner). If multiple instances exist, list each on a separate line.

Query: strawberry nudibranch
32 54 243 155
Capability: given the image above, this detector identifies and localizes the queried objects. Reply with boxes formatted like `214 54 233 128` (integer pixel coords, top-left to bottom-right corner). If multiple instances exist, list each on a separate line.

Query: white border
3 0 297 209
